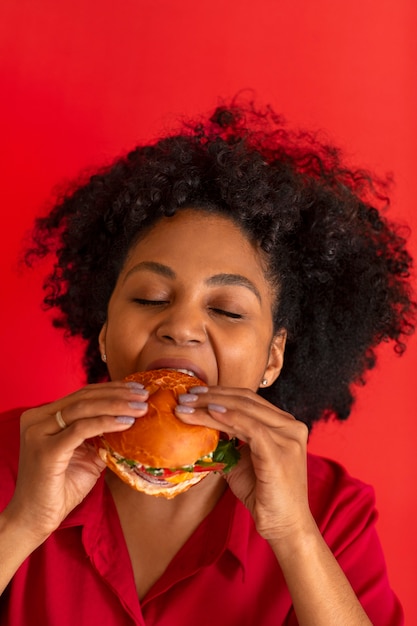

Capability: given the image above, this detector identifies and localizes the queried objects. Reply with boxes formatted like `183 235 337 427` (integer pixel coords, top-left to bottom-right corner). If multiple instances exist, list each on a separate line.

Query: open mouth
146 360 208 382
166 367 198 378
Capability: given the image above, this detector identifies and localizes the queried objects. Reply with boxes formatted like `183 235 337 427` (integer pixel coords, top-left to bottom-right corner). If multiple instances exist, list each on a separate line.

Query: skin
99 209 285 388
0 209 371 623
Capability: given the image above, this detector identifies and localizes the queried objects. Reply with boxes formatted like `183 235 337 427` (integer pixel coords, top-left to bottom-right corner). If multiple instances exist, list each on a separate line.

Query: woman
0 103 414 624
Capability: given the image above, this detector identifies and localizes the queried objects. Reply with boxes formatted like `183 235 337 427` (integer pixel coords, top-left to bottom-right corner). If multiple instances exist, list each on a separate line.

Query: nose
155 301 207 346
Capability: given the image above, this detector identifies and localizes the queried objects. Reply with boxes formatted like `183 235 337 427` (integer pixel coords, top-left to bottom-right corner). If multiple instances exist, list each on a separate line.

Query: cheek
104 330 145 381
218 330 270 388
104 313 145 360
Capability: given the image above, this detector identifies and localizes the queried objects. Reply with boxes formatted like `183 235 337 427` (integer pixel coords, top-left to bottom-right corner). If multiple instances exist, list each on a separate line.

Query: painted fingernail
189 386 209 393
115 416 136 425
175 405 196 414
128 389 149 399
178 393 199 403
208 403 227 413
126 382 145 392
128 401 148 410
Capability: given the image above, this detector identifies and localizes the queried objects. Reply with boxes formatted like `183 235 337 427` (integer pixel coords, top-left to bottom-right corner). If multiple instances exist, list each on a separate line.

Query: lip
145 358 208 384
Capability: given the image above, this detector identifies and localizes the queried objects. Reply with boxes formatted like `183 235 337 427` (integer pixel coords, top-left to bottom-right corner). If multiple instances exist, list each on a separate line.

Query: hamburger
95 369 240 498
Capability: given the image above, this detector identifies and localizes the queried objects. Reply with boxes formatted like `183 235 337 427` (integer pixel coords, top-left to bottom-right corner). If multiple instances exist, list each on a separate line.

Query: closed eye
133 298 169 306
210 308 243 319
133 300 243 319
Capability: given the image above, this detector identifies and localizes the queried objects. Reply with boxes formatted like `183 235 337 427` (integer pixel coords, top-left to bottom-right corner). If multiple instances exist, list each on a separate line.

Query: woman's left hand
176 388 373 624
175 385 312 543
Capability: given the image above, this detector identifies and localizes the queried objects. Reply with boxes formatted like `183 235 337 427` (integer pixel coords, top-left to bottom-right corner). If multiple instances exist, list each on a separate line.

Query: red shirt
0 407 403 625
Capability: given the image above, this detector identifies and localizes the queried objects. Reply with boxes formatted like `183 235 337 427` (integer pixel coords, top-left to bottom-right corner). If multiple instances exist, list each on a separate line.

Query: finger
20 412 147 471
21 380 148 428
189 384 293 414
49 413 146 452
177 387 295 429
176 405 265 446
176 396 308 452
25 393 148 440
55 391 148 426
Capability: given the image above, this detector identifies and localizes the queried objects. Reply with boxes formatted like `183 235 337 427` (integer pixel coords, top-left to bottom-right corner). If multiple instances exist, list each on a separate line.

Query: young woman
0 104 414 625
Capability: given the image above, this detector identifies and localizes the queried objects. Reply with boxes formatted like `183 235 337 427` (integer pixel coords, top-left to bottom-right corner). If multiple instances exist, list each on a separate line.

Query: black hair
26 102 415 429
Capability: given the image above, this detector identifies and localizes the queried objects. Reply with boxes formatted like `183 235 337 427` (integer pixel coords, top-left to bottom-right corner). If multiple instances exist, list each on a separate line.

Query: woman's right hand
3 380 149 544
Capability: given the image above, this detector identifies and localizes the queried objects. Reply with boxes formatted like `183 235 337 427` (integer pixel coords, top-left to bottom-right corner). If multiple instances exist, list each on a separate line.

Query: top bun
102 369 219 468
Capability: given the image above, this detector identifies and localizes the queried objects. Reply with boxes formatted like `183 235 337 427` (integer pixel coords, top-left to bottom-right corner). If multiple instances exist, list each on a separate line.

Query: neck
105 471 227 600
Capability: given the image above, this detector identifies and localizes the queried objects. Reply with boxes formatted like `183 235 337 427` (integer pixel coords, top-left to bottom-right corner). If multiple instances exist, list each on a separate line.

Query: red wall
1 0 416 619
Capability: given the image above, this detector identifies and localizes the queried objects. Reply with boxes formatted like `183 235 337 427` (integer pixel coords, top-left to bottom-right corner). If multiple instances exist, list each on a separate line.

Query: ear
98 322 107 359
262 329 287 387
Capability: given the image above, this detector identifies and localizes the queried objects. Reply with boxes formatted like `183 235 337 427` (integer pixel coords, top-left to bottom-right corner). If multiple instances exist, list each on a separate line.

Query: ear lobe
98 323 107 358
263 330 287 386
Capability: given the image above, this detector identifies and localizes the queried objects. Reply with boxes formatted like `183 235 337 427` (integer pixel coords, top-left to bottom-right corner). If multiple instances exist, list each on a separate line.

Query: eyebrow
206 273 261 302
123 261 262 302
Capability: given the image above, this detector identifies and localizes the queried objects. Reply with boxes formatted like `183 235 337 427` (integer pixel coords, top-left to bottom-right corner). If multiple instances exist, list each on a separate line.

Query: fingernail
189 386 209 394
178 393 199 403
128 388 149 398
115 416 136 425
208 403 227 413
128 401 148 410
175 405 195 414
126 382 145 392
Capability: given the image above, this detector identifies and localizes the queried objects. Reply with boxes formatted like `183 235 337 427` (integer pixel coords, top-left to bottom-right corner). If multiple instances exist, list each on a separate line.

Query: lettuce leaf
212 438 241 473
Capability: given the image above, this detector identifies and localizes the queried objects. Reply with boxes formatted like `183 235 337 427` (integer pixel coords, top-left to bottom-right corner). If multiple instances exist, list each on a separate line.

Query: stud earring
261 379 268 386
101 353 107 362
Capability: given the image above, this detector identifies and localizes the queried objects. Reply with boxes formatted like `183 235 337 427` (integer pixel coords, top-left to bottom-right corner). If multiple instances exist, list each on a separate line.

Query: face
99 209 286 391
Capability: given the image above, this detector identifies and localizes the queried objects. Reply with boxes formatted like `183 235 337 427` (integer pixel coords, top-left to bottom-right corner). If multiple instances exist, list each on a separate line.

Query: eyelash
133 299 243 319
211 308 243 319
134 298 168 306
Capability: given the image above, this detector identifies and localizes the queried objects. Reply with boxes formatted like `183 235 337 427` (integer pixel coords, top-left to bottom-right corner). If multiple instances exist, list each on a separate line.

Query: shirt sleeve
283 456 404 625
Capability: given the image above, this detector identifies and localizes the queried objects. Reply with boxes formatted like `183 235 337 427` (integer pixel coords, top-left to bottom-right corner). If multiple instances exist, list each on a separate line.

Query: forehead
123 209 268 280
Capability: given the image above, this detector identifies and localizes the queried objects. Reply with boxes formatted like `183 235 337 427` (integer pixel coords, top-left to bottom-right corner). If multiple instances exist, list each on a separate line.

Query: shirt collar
59 473 252 579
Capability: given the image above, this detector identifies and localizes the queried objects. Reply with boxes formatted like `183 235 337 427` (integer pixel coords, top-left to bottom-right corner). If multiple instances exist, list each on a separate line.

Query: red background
1 0 416 620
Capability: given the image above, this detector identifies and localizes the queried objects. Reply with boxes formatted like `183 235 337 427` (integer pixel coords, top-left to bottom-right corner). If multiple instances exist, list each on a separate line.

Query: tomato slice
143 462 226 479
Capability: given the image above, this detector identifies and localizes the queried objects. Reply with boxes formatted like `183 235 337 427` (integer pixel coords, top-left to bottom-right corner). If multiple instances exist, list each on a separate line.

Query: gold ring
55 410 67 430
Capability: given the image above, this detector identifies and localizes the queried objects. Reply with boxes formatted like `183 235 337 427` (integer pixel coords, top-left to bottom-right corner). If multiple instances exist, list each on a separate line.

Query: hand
176 386 311 543
177 389 373 624
5 381 149 543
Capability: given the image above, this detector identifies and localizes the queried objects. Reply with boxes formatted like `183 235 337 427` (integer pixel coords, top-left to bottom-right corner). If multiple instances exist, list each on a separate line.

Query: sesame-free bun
96 369 220 498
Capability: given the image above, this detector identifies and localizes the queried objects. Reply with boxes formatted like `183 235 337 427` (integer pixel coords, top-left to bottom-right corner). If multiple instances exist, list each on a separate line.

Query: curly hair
26 102 416 429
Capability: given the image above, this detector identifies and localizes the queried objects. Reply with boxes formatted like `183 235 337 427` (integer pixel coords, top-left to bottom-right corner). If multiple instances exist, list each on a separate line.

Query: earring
101 353 107 362
261 379 268 386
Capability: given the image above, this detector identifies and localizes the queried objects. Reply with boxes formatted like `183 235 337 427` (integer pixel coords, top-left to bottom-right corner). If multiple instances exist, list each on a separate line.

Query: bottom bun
98 447 209 499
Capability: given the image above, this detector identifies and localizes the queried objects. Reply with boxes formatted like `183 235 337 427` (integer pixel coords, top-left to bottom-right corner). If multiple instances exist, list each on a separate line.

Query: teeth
168 368 196 377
